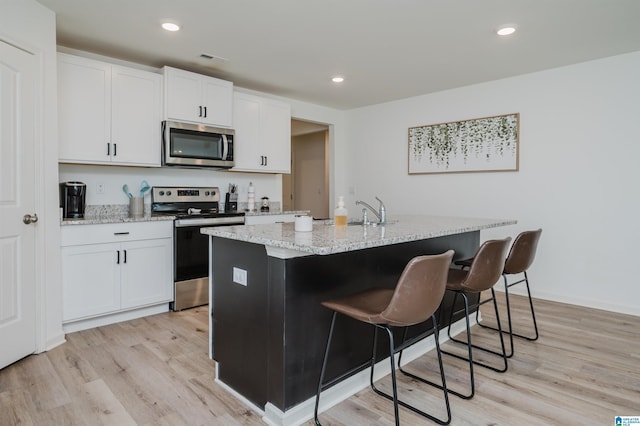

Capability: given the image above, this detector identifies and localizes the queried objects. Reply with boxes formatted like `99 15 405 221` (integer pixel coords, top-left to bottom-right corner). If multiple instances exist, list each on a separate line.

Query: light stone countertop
243 209 309 217
61 213 176 226
60 204 175 226
201 215 517 257
60 204 306 226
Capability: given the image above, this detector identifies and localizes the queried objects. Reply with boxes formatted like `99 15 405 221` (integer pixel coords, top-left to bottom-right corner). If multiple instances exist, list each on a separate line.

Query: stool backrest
503 229 542 275
461 238 511 293
380 250 454 327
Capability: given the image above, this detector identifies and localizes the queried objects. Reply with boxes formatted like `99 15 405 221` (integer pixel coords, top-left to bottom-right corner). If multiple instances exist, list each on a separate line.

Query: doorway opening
283 119 330 219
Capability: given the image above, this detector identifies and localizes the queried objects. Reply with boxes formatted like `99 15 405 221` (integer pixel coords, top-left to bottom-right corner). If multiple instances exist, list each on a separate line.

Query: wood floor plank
1 295 639 425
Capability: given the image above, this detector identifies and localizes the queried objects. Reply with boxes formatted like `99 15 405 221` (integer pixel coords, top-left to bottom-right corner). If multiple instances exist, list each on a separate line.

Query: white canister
294 215 313 232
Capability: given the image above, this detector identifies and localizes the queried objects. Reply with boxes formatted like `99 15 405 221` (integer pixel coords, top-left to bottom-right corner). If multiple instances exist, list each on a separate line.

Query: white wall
1 0 64 349
345 51 640 315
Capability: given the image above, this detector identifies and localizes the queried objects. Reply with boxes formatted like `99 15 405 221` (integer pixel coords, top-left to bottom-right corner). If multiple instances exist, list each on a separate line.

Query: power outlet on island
233 267 247 286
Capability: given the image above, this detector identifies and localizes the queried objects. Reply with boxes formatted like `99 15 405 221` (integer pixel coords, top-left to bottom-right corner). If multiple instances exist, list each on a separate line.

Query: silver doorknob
23 213 38 224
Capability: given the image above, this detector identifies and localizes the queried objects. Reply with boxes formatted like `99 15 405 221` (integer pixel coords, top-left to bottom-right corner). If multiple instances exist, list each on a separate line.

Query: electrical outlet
96 183 105 194
233 267 247 286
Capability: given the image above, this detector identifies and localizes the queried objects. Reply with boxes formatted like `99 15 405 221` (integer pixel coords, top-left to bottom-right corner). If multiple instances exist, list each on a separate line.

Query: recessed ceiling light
162 22 180 32
332 76 344 83
497 26 516 36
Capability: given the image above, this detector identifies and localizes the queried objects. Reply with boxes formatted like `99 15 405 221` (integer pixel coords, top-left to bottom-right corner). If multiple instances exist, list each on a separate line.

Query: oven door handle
175 217 245 227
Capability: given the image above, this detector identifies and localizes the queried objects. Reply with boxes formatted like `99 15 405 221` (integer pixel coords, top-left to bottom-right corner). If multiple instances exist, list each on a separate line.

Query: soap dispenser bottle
334 196 348 226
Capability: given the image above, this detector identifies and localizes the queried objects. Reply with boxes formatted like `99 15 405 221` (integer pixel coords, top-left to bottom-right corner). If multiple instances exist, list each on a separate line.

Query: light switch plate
233 267 247 286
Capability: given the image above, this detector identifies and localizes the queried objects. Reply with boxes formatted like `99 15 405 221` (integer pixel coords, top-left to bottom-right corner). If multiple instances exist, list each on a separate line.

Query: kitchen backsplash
81 201 282 216
59 164 283 207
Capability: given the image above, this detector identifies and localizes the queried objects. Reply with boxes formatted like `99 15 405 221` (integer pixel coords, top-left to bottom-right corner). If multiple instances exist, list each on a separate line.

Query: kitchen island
202 215 515 425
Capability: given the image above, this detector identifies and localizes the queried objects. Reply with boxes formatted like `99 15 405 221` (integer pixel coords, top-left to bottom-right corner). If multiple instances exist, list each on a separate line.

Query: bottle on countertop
247 182 255 211
334 196 348 226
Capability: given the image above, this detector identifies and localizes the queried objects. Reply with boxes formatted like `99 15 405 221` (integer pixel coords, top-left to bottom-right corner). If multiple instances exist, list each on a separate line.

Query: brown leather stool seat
314 250 455 426
438 238 511 400
455 229 542 357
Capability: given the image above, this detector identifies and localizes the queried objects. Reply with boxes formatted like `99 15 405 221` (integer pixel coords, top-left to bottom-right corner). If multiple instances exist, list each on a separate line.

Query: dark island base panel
211 232 479 412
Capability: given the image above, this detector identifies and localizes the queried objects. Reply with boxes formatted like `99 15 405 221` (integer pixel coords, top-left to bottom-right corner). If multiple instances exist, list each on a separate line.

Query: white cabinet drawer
61 221 173 246
244 214 297 225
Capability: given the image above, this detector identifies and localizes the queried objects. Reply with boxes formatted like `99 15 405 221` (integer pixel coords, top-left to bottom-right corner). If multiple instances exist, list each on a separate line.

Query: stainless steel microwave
162 120 235 169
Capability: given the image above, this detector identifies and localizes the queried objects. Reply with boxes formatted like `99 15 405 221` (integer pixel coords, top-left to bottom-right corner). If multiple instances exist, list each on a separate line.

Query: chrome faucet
355 197 386 224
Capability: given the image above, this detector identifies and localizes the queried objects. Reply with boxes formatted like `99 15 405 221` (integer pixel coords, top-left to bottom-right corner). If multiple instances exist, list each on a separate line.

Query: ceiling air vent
199 53 228 63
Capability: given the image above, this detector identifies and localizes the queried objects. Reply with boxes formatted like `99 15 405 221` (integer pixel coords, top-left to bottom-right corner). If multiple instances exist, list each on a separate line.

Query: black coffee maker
60 181 87 219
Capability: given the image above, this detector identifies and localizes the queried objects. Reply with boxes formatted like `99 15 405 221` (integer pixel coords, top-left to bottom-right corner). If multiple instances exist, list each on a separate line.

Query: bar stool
455 229 542 357
439 238 511 399
314 250 455 426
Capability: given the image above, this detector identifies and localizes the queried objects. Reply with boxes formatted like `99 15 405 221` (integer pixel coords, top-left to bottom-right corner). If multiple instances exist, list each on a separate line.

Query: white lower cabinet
61 221 173 330
62 242 121 320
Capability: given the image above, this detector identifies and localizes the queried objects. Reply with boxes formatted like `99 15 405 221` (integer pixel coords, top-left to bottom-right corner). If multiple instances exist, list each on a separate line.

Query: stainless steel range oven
151 186 244 311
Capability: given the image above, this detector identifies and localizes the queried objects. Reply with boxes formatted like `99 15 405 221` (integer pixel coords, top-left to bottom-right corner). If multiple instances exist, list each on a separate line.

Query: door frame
286 119 330 218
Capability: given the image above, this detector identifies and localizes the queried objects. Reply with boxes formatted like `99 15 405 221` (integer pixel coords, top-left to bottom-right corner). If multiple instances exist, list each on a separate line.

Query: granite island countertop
243 209 309 217
201 215 516 257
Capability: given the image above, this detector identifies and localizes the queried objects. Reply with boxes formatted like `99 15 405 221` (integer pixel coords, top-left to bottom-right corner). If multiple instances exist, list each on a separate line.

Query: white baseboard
258 316 472 426
62 303 170 334
496 287 640 317
44 333 67 351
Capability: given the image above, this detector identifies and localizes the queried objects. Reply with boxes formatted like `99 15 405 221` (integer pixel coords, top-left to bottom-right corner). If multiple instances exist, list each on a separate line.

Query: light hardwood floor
1 294 639 425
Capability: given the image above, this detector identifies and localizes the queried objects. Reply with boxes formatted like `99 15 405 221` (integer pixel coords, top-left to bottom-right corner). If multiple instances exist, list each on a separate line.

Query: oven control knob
159 191 164 196
166 190 172 196
205 191 210 196
211 190 216 196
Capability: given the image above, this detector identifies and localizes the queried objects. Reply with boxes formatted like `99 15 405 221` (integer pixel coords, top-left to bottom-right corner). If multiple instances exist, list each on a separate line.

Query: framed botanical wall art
408 113 519 174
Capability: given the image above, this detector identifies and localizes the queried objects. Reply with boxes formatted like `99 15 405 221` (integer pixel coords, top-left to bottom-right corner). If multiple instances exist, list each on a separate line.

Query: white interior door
0 40 37 369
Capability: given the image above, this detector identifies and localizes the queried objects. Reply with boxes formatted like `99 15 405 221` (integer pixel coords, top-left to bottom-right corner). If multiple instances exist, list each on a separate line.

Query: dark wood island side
202 215 515 425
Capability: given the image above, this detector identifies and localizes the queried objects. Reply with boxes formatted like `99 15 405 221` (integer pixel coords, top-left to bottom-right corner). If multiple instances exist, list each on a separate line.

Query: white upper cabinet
232 92 291 173
163 66 233 127
57 53 162 167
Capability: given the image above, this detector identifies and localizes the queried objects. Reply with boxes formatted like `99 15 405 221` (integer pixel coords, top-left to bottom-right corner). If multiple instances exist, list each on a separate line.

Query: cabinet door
58 54 111 164
231 92 291 173
261 99 291 173
164 67 202 123
201 77 233 127
231 93 262 171
244 214 297 225
61 243 120 321
111 66 162 166
120 238 173 309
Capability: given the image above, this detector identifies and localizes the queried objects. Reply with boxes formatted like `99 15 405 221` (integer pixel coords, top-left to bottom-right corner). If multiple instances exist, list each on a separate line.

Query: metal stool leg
395 317 453 423
441 291 475 399
476 271 539 353
515 271 539 341
372 322 452 425
447 288 508 372
314 312 337 426
475 276 515 357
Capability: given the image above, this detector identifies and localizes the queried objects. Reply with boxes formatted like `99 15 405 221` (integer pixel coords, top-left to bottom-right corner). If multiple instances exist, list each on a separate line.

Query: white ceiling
37 0 640 110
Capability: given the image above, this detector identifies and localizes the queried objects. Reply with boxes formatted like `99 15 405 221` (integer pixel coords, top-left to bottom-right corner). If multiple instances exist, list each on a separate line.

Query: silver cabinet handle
23 213 38 224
